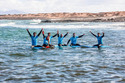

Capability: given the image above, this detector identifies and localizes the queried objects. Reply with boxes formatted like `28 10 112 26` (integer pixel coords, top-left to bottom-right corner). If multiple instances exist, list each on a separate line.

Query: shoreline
0 11 125 22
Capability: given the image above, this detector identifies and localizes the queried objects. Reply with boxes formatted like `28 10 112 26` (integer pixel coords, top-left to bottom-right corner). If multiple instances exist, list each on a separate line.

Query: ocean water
0 20 125 83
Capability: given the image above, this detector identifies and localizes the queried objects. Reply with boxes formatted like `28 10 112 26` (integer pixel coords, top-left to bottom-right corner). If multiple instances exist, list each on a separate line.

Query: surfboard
32 46 55 50
32 46 43 50
55 45 110 48
32 45 110 50
81 45 110 48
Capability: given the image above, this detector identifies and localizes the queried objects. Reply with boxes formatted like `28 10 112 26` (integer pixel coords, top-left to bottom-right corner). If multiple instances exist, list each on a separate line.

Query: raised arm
90 31 96 37
64 32 69 37
52 34 57 38
37 28 43 37
57 30 59 37
67 39 70 45
26 29 32 37
42 30 46 38
52 30 59 38
102 32 104 37
78 34 85 38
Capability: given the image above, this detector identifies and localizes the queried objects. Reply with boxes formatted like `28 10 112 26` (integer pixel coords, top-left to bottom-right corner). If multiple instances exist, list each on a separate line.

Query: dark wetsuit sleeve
64 33 68 37
102 33 104 37
57 34 59 37
90 32 96 37
67 39 70 45
52 34 58 38
78 34 84 38
27 30 32 37
37 29 42 37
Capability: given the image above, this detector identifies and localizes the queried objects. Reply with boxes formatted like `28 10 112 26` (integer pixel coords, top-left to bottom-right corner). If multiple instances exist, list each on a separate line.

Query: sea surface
0 20 125 83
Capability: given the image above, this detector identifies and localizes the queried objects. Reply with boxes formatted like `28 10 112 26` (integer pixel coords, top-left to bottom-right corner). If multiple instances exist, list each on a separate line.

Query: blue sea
0 20 125 83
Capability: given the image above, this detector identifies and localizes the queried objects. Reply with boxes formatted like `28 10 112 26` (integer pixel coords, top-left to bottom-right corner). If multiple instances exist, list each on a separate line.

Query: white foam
0 20 125 30
0 22 15 27
30 19 41 23
0 24 100 29
30 23 39 25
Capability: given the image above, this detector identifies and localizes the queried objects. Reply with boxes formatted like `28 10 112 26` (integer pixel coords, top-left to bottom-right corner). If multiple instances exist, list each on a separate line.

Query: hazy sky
0 0 125 13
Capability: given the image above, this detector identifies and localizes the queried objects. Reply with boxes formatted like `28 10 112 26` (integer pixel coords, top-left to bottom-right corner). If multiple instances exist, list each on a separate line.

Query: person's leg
93 44 102 48
70 44 80 46
49 44 55 48
35 45 42 47
62 44 67 46
93 44 98 47
58 44 62 46
42 44 47 47
75 44 80 46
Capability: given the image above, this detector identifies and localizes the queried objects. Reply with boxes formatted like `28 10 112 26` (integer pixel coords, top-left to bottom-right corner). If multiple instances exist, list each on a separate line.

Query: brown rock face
0 11 125 22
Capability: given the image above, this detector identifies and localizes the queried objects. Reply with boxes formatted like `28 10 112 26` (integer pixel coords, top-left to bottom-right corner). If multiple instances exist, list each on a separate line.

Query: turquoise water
0 20 125 83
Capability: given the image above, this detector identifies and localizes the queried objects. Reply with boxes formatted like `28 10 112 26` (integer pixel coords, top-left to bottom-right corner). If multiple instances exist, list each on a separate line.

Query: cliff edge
0 11 125 22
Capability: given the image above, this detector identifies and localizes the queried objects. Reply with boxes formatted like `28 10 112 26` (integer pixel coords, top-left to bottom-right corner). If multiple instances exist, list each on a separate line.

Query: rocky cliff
0 11 125 22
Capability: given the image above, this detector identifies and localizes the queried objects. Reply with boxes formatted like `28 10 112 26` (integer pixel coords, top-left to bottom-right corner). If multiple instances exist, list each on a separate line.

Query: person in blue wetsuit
42 29 58 47
67 33 85 46
26 28 43 47
90 31 104 48
57 30 69 46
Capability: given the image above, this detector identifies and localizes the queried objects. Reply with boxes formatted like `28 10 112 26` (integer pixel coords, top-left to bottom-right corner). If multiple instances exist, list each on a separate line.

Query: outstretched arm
37 28 43 37
78 34 85 38
102 32 104 37
26 29 32 37
90 31 96 37
52 30 59 38
67 39 70 45
64 32 69 37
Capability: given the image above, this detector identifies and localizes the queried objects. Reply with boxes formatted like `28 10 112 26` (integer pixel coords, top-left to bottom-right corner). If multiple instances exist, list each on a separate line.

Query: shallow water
0 20 125 83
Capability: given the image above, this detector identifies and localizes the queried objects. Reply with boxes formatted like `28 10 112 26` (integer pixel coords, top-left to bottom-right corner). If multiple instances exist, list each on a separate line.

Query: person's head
33 32 36 36
48 32 51 36
60 34 63 37
97 33 101 36
73 33 75 37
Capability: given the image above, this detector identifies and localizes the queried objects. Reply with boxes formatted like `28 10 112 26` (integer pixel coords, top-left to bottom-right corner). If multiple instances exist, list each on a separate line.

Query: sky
0 0 125 14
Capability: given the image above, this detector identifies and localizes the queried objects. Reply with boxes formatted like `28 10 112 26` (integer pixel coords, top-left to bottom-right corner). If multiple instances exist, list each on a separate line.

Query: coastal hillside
0 11 125 22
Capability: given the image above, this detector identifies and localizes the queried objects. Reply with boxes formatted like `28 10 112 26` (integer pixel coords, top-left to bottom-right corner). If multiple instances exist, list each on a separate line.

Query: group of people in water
26 28 104 48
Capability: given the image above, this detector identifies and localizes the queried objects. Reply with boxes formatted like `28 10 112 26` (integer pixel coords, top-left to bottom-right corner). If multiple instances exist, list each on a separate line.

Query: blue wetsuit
31 36 38 46
58 36 64 44
67 34 84 46
43 36 53 45
70 36 78 44
27 29 42 46
96 36 103 44
58 33 68 46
